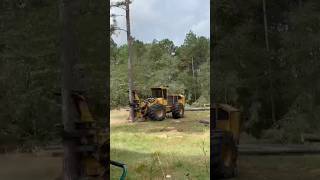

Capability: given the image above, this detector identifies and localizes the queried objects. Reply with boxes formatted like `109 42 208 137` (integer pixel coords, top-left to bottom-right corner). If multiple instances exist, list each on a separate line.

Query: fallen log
46 144 320 157
301 133 320 143
199 119 210 125
185 108 210 111
43 145 63 151
239 144 320 155
124 107 210 111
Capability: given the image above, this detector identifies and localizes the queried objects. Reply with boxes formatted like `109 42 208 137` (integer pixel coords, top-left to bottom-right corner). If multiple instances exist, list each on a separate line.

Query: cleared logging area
110 109 210 179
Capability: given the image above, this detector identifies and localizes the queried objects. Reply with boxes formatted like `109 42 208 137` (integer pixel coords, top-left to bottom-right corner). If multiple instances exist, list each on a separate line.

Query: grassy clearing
110 109 210 180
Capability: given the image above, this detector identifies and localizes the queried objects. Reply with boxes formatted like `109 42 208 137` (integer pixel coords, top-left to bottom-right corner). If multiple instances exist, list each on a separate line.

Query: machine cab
150 87 168 106
151 87 167 99
213 104 240 143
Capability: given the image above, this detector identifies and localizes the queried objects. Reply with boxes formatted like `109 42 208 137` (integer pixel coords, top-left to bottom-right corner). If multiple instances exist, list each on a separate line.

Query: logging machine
60 91 126 179
130 86 185 121
212 104 240 178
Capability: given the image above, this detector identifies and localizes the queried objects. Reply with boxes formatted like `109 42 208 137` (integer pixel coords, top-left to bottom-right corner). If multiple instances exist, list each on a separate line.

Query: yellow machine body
212 104 240 178
132 86 186 120
77 96 95 122
71 93 108 179
149 87 186 113
214 104 240 143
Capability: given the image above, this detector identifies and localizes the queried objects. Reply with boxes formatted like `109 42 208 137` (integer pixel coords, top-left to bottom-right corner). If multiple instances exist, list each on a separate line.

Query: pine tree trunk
126 0 135 122
299 0 302 8
224 87 228 104
262 0 276 123
191 57 197 101
212 0 218 105
60 0 80 179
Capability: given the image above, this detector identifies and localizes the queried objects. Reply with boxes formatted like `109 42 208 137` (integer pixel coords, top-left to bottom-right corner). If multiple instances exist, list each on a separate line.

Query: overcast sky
110 0 210 46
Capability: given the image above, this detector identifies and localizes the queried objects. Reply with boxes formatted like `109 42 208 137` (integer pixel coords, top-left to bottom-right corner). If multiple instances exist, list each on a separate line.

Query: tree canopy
213 0 320 142
0 0 107 147
110 31 210 108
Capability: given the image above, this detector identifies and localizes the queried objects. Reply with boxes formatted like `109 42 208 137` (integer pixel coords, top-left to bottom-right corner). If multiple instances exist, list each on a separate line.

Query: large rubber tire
212 131 238 179
147 104 166 121
172 103 184 119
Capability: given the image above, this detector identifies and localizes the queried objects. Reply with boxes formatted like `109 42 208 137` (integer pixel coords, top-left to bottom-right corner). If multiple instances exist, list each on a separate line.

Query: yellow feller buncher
130 86 186 121
212 104 240 178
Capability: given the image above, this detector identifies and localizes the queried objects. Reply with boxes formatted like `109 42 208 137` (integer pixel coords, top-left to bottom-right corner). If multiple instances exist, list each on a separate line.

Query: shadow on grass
110 148 210 180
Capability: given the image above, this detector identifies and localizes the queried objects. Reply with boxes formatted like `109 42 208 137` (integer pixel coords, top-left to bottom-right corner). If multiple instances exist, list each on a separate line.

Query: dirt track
231 154 320 180
232 143 320 179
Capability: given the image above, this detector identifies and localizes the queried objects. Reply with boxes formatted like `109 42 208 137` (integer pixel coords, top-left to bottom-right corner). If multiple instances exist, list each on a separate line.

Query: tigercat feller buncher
212 104 240 179
130 86 186 121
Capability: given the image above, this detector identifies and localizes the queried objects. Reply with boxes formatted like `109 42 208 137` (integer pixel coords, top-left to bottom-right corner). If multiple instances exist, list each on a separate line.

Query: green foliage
0 0 107 146
110 32 210 108
214 0 320 141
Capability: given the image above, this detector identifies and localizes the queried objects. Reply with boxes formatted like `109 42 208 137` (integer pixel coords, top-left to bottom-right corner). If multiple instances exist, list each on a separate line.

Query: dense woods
213 0 320 142
2 0 319 149
0 0 107 148
0 0 209 148
110 32 210 108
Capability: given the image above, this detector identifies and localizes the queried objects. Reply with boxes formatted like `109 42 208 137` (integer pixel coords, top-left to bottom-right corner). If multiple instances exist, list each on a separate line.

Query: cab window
152 89 162 98
213 108 229 121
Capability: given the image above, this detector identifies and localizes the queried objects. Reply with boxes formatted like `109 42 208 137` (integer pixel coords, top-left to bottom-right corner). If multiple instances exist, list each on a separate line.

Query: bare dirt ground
232 155 320 180
232 134 320 180
0 153 60 180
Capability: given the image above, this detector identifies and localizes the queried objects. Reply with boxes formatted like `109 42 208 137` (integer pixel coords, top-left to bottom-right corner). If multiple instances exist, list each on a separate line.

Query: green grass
110 110 210 180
